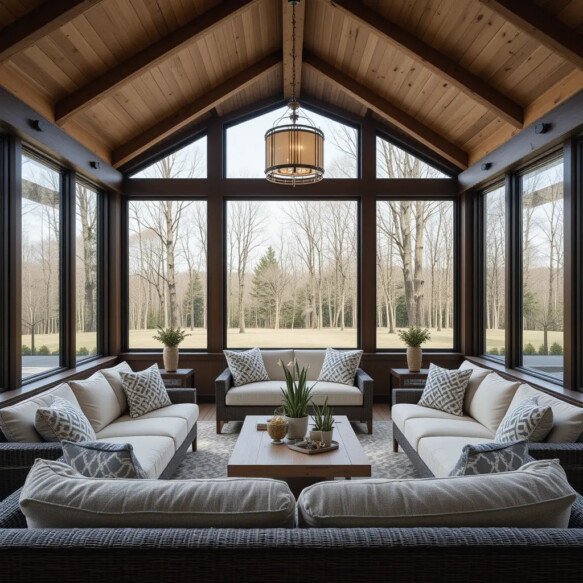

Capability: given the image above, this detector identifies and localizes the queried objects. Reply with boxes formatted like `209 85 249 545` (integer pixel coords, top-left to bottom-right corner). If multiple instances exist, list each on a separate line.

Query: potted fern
310 398 335 446
280 360 314 441
153 326 191 372
398 326 431 372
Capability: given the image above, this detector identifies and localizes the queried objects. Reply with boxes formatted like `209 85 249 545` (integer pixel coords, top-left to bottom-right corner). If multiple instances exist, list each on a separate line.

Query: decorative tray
287 440 339 455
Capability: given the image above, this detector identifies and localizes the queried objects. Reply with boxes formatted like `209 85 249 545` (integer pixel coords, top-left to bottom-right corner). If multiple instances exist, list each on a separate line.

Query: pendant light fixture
265 0 324 186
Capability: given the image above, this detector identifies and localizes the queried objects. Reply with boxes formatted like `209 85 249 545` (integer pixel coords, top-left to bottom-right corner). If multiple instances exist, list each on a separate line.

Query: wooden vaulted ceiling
0 0 582 172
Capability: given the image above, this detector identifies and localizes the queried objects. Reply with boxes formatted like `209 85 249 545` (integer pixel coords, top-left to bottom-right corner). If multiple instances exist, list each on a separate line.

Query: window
484 184 506 359
376 136 450 178
377 200 455 349
21 154 61 379
76 181 99 361
127 200 207 349
129 136 207 178
521 156 564 380
226 200 358 348
226 107 358 178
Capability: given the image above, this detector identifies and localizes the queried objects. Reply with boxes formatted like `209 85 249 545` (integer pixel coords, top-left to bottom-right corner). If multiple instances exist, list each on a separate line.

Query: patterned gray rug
173 420 418 480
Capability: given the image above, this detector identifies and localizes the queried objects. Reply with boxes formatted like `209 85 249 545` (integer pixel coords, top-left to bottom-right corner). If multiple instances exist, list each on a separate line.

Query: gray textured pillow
119 364 171 418
417 363 472 416
34 396 96 443
318 348 363 385
62 440 146 479
224 348 269 387
449 441 528 476
495 397 553 443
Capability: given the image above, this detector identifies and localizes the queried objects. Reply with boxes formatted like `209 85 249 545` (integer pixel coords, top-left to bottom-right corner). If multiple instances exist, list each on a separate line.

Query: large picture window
226 200 358 348
376 136 450 178
377 200 455 349
127 200 207 349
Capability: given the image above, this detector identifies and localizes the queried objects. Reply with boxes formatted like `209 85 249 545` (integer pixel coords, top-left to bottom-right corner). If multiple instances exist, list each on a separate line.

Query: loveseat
215 349 373 434
0 361 199 499
392 360 583 490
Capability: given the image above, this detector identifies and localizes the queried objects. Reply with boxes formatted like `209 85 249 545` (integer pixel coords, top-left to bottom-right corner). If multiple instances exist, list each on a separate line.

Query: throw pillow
449 440 528 476
495 397 554 443
318 348 363 385
224 348 269 387
34 396 96 443
417 363 472 416
62 440 147 479
119 364 171 418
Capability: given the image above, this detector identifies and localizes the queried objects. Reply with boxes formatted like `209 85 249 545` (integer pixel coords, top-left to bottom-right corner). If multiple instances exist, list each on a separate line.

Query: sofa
392 360 583 490
0 361 199 499
216 349 373 434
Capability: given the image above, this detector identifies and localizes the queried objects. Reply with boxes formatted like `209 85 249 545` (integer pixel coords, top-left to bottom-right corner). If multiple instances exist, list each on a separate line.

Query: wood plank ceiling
0 0 582 170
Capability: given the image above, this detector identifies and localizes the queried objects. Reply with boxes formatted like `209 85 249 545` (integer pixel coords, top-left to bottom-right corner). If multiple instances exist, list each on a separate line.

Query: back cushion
100 361 133 413
293 350 326 380
510 384 583 443
297 459 575 528
467 372 520 433
261 350 293 381
69 371 123 432
20 459 296 529
459 360 492 412
0 383 80 442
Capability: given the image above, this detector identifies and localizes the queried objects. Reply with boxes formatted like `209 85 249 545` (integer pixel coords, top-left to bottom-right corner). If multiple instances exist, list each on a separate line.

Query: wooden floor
197 403 391 422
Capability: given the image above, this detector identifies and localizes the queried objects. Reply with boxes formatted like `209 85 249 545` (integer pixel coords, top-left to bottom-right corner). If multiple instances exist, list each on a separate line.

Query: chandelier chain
291 1 296 103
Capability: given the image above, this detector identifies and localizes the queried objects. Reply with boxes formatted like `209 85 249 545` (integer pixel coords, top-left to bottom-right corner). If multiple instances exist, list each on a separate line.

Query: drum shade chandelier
265 0 324 186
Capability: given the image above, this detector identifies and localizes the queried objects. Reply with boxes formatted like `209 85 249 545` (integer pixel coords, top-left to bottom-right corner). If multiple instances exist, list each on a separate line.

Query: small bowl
267 417 288 444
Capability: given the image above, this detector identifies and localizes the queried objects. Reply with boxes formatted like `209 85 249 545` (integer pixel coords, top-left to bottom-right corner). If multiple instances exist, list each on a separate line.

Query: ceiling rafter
0 0 101 63
304 52 468 169
283 0 305 99
55 0 261 125
478 0 583 70
328 0 524 128
112 52 281 168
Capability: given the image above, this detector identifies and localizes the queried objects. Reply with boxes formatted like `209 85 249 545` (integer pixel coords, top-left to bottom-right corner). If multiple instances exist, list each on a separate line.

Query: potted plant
280 360 314 441
398 326 431 372
310 398 335 446
153 326 191 372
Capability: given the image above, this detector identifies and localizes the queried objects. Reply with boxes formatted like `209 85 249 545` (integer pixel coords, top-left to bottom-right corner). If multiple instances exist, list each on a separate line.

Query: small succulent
312 398 334 432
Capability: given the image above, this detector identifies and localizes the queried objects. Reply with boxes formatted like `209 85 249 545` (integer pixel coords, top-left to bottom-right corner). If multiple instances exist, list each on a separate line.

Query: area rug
172 420 418 480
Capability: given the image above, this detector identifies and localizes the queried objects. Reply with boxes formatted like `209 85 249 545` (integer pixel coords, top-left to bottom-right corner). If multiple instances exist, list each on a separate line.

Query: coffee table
227 415 371 496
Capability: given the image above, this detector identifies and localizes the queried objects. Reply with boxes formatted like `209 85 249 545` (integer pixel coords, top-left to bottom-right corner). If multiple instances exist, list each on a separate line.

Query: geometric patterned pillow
495 397 553 444
417 363 472 416
223 348 269 387
449 440 528 476
119 364 171 418
61 440 147 479
318 348 363 385
34 397 96 443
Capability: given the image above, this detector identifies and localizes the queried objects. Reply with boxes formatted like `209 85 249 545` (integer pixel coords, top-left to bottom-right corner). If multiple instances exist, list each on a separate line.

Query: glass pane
226 200 358 348
521 157 564 381
484 185 506 358
376 136 450 178
128 200 207 349
376 200 455 349
227 106 358 178
129 136 207 178
21 155 61 379
76 183 99 361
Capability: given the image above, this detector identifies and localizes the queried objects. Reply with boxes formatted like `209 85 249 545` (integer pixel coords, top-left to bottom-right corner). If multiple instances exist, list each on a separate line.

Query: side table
159 368 195 389
389 368 429 407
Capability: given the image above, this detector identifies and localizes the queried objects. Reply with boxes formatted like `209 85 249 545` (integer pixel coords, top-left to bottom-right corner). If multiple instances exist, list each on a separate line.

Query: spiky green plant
280 360 314 419
153 326 191 348
398 326 431 348
312 398 335 432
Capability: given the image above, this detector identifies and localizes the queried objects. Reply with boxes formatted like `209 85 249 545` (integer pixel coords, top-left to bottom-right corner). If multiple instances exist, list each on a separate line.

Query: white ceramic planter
163 346 179 372
286 416 309 440
309 429 333 446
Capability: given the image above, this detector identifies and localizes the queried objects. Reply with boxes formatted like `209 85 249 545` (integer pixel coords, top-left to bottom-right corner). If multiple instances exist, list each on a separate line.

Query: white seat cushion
260 350 293 381
225 381 363 407
391 404 474 434
135 403 199 432
404 417 494 450
459 361 492 412
418 436 495 477
96 416 187 450
96 435 175 478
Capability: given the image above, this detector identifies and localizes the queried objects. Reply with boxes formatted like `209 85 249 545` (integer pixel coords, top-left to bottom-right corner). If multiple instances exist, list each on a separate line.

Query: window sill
0 356 118 407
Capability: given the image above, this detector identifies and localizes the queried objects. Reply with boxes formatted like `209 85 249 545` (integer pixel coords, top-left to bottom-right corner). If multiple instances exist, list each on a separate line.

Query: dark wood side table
389 368 429 405
159 368 195 389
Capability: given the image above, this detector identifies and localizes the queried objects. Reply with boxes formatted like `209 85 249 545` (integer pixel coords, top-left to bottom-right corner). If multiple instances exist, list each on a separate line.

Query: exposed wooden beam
112 53 281 168
304 52 468 169
0 0 100 63
55 0 260 124
478 0 583 69
283 0 305 99
329 0 523 128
